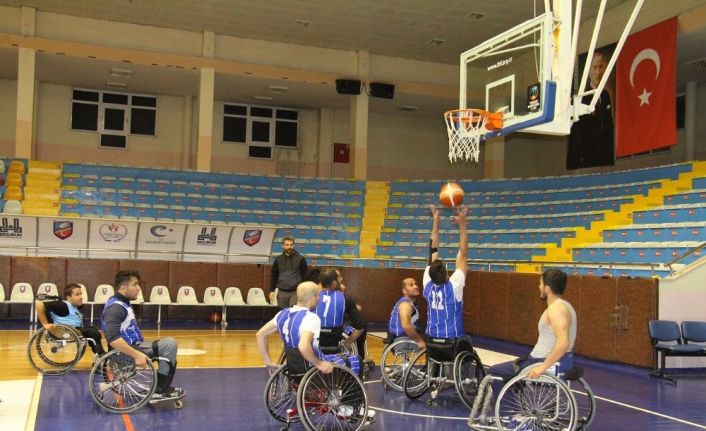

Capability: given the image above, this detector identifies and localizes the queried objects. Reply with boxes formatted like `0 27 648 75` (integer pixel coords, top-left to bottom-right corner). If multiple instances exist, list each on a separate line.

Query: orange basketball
439 182 464 208
209 311 222 324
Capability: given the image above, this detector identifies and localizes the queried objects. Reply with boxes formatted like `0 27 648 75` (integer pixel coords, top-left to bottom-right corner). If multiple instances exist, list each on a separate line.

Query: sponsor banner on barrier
38 218 89 249
183 224 233 255
0 215 35 246
89 220 138 249
228 227 276 257
138 223 186 252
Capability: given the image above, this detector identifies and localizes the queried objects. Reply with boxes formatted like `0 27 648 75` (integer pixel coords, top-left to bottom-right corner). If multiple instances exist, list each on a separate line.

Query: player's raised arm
429 205 440 264
454 207 469 274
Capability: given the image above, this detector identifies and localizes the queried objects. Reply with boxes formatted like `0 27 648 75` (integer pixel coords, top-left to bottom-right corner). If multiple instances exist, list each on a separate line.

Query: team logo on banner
99 223 128 242
243 229 262 247
0 218 22 238
53 221 74 240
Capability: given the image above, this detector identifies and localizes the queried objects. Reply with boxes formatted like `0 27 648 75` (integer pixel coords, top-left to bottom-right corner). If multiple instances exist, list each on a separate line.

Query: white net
444 109 490 163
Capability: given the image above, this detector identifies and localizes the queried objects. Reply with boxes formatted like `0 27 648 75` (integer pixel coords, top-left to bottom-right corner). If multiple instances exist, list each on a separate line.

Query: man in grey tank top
489 269 577 380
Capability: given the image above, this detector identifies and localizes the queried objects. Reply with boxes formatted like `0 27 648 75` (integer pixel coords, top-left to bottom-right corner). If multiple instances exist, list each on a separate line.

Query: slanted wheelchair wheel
89 350 157 413
453 350 486 410
402 349 430 399
495 372 577 431
380 338 419 392
572 377 595 431
264 364 302 424
297 364 368 431
27 325 83 375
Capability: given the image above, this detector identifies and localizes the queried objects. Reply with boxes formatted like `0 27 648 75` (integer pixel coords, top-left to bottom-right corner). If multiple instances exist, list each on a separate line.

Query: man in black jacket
271 236 308 308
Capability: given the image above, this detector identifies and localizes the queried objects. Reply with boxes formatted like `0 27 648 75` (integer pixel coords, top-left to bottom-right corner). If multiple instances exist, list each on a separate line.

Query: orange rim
444 109 503 131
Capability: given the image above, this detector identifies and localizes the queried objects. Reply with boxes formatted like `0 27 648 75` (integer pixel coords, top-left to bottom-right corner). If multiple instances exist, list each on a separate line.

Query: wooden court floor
2 328 383 380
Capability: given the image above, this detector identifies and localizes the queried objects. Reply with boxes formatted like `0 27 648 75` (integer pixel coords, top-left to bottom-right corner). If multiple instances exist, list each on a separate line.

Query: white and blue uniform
49 300 83 327
423 266 466 339
388 297 419 338
315 290 346 328
102 297 144 346
275 306 321 352
272 305 360 375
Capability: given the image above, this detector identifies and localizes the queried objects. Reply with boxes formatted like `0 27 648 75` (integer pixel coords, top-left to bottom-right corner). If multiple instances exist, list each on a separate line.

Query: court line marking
592 394 706 429
367 405 468 421
24 374 42 431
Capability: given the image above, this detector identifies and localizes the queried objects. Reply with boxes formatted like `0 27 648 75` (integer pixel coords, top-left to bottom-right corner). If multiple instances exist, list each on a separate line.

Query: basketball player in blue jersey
256 281 334 374
387 277 425 349
315 268 367 355
101 270 183 400
424 205 473 350
35 283 106 356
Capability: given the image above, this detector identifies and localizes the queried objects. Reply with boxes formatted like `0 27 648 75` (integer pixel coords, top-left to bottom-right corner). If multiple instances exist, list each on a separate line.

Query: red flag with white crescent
616 18 677 157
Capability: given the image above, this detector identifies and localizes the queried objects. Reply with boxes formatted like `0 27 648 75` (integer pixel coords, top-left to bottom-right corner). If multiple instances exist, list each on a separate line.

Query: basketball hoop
444 109 503 163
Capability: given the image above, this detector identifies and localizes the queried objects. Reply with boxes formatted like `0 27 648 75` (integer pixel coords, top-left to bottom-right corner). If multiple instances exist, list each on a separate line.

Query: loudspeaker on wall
336 79 363 95
369 82 395 99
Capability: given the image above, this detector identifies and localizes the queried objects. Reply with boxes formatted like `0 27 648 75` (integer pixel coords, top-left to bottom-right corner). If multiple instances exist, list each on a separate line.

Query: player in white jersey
489 268 577 380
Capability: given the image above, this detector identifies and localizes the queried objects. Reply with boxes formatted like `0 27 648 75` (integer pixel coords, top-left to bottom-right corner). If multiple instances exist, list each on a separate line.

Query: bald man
387 277 425 349
257 281 333 373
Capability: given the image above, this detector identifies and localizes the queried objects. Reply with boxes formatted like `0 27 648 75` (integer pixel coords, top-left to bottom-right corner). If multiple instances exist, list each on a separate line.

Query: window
223 103 299 159
71 89 157 148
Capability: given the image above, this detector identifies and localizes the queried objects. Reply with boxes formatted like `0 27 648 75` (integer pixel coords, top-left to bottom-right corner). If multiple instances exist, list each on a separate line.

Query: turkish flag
616 18 677 157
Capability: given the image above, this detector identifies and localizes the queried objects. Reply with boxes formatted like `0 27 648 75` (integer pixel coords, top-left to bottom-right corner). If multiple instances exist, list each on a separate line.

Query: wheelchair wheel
297 364 368 431
453 350 485 410
495 372 577 431
402 349 430 399
264 364 302 424
89 350 157 413
572 377 595 431
27 325 83 375
380 338 418 392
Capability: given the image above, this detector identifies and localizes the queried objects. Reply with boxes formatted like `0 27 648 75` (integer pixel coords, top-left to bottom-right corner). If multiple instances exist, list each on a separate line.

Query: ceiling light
293 19 311 27
428 38 445 45
399 105 420 111
106 81 127 89
267 84 289 92
254 95 273 101
110 68 133 78
465 12 486 20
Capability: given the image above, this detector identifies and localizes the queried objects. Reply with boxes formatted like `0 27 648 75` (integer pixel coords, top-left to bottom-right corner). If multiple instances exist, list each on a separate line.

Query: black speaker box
336 79 362 95
369 82 395 99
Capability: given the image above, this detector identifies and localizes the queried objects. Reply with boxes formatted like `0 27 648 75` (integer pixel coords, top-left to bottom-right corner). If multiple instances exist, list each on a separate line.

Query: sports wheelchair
402 337 485 409
88 350 184 413
467 364 595 431
264 347 371 431
380 336 421 392
27 323 96 375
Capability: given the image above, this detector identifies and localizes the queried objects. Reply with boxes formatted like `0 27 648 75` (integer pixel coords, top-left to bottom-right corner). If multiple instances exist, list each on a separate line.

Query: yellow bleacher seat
23 189 60 202
23 180 61 192
8 160 26 175
4 186 23 201
5 173 23 188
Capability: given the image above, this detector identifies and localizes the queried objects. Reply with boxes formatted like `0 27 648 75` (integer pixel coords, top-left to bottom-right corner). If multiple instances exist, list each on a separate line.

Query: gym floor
2 321 705 431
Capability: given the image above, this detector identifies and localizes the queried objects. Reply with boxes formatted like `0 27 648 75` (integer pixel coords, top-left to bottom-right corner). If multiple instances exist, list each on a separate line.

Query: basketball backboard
460 12 565 138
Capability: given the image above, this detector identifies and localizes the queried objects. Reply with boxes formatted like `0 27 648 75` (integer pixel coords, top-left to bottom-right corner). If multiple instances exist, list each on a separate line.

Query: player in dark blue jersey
101 270 182 400
387 277 425 349
424 206 473 350
315 268 367 355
